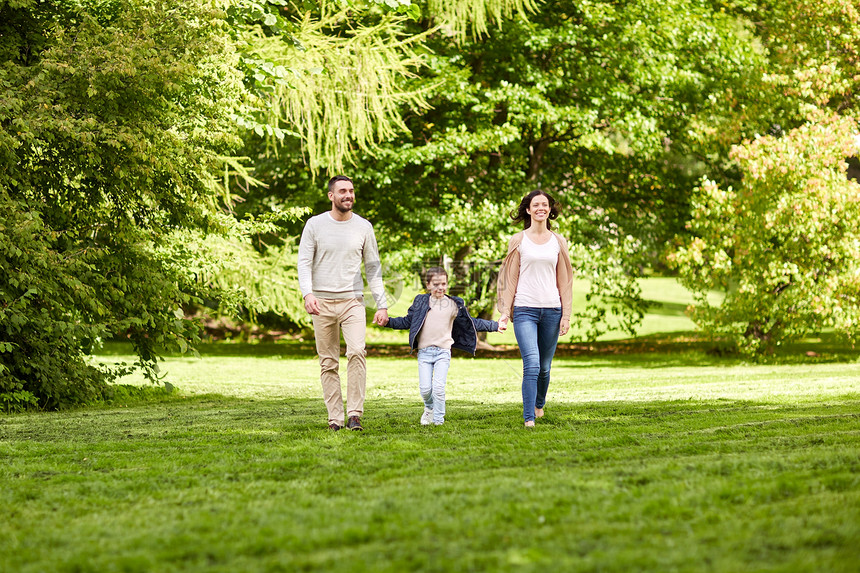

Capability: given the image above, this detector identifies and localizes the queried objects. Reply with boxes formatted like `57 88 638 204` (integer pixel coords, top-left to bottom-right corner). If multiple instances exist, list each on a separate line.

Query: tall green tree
755 0 860 115
0 0 246 408
233 0 540 172
663 0 860 354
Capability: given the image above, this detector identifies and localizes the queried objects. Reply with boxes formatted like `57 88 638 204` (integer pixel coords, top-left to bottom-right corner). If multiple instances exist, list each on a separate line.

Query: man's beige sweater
297 212 387 309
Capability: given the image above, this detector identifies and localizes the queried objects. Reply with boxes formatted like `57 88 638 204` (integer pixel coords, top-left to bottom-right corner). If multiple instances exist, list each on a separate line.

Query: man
297 175 389 431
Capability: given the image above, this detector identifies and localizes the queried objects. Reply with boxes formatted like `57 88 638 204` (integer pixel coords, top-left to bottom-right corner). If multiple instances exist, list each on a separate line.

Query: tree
754 0 860 115
667 112 860 355
0 0 246 408
233 0 540 173
343 0 769 338
0 0 553 408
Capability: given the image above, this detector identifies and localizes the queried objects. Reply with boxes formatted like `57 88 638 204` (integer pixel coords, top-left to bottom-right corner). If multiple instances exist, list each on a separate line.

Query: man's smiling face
329 180 355 214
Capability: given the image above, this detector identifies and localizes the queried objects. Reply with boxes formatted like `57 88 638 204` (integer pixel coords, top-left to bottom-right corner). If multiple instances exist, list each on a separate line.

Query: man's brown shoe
328 422 342 431
346 416 363 431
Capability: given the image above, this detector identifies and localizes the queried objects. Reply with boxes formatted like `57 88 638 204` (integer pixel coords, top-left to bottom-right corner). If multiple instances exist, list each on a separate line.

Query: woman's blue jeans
513 306 562 422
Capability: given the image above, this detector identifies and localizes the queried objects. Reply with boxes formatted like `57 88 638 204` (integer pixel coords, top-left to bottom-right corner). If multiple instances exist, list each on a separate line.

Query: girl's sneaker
420 410 433 426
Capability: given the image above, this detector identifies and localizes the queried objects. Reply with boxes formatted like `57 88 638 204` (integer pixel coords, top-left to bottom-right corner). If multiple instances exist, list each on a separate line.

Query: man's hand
497 314 509 333
560 318 570 336
304 294 321 315
373 308 389 326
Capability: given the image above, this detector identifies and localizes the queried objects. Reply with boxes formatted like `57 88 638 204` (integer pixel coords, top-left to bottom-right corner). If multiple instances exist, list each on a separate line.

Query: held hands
497 315 509 333
305 295 389 326
373 309 389 327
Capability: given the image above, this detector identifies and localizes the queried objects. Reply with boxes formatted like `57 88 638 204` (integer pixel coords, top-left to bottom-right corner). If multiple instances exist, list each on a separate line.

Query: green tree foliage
154 210 310 324
668 112 860 355
347 0 767 337
230 0 548 328
0 0 246 408
233 0 537 173
424 0 537 38
755 0 860 114
232 1 432 173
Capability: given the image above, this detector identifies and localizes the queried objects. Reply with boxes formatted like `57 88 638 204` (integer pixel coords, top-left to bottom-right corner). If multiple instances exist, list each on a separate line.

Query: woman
497 190 574 427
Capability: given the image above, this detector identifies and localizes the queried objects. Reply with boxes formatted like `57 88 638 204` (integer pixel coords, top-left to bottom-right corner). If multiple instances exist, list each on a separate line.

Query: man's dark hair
328 175 353 193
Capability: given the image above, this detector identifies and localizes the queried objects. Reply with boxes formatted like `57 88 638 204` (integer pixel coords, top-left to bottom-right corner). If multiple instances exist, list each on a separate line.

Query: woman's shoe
535 407 544 418
524 420 535 428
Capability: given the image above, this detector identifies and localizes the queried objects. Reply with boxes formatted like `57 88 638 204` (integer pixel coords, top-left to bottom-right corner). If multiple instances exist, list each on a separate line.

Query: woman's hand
560 318 569 336
498 314 509 333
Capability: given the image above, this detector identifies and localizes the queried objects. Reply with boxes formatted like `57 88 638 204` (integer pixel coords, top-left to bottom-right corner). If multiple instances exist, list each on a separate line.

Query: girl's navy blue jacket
386 294 499 355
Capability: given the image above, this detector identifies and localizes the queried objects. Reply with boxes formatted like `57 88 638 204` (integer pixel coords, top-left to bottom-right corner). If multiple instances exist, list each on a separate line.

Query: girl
384 267 505 425
496 191 574 428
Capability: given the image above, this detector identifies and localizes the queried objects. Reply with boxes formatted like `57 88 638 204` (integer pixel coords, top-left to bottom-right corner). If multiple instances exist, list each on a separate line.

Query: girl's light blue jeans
417 346 451 424
513 306 562 422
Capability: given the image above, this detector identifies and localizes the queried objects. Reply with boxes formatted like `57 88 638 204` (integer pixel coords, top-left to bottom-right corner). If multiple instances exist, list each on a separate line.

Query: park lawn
370 277 723 346
2 348 859 573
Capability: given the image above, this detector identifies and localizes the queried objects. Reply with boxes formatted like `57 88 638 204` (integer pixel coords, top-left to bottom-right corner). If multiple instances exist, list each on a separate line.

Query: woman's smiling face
528 194 550 223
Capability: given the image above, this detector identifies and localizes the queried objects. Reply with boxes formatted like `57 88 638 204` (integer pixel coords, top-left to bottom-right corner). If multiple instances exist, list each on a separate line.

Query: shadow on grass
478 331 859 368
97 340 320 358
96 331 859 370
639 299 691 317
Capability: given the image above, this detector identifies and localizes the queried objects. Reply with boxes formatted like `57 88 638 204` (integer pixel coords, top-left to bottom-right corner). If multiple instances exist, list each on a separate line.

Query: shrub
668 112 860 355
0 0 242 408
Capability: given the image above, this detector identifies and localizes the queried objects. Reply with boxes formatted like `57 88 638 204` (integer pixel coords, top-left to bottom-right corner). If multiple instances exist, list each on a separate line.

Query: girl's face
527 194 550 224
427 274 448 299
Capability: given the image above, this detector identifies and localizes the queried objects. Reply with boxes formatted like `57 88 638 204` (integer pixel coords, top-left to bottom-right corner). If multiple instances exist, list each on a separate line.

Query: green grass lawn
369 277 722 345
2 345 859 572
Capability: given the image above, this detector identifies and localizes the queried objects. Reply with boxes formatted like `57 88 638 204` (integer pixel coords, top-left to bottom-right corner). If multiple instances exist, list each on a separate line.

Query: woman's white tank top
513 233 561 308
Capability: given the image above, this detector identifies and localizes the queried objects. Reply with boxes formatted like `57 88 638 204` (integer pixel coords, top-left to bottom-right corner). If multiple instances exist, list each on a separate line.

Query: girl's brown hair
424 266 448 287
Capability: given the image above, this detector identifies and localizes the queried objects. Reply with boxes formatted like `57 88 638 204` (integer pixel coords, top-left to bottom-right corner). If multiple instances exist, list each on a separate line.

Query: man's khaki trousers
311 297 367 425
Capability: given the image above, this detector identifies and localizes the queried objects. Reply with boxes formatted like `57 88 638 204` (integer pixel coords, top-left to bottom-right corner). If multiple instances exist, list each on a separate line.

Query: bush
0 0 243 408
668 112 860 355
0 198 116 409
